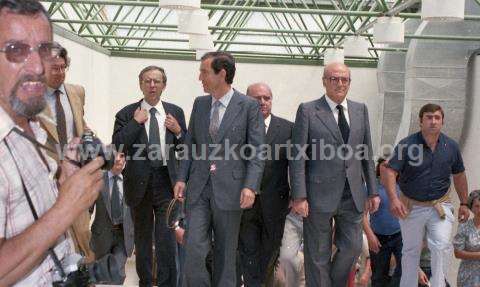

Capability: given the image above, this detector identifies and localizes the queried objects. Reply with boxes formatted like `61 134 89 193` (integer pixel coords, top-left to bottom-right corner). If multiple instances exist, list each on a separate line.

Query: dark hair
57 46 71 67
419 103 444 120
467 190 480 210
138 65 167 84
0 0 50 20
376 157 386 178
201 51 236 84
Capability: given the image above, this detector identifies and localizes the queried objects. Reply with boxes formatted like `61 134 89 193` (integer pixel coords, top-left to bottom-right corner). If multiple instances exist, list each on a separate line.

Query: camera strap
4 140 68 279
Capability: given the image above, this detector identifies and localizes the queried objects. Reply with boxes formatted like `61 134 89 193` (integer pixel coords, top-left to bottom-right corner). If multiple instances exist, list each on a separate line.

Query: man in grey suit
88 153 134 285
290 62 380 287
174 51 265 287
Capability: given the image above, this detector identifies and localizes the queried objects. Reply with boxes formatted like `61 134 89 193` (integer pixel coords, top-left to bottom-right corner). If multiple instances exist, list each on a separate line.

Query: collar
417 131 445 146
0 105 47 144
0 105 15 142
141 99 164 114
324 94 348 113
264 114 272 128
212 88 234 108
108 171 123 181
47 84 66 97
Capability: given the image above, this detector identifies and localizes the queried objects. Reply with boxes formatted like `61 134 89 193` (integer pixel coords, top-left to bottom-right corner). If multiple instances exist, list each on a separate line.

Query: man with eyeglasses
290 62 380 287
113 65 186 287
37 45 95 264
0 0 104 285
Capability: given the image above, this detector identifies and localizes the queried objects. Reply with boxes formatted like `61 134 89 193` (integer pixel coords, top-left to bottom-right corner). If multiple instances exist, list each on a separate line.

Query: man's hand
165 114 181 136
293 198 309 217
175 227 185 245
418 269 430 286
174 181 186 202
240 188 256 209
458 205 470 223
390 198 408 219
57 157 105 215
366 232 381 253
58 137 81 184
367 195 381 213
134 107 148 124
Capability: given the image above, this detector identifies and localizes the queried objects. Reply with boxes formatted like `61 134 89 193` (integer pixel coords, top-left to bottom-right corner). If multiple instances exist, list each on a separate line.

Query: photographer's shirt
0 107 74 286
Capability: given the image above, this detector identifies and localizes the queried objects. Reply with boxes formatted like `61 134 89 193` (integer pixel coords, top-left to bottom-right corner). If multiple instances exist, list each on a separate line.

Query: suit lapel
346 100 360 145
200 96 212 143
161 101 173 144
315 96 343 143
39 104 59 144
135 100 149 144
101 173 112 220
64 84 84 136
215 92 243 143
266 115 279 144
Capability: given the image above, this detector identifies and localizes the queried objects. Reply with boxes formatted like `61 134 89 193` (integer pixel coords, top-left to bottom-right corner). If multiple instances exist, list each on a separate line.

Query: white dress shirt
264 114 271 133
107 171 124 202
141 99 167 166
45 84 75 142
211 88 234 124
324 95 350 126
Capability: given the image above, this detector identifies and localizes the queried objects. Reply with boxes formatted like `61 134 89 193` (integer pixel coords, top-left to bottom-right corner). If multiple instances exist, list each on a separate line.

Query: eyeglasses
0 42 62 63
141 79 164 85
325 76 351 85
50 64 69 73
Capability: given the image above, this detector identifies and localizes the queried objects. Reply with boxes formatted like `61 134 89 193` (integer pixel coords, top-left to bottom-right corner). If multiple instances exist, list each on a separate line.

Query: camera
79 131 115 170
52 253 92 287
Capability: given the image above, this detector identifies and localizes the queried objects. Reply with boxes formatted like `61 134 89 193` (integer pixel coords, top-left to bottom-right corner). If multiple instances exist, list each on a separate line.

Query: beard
9 74 47 119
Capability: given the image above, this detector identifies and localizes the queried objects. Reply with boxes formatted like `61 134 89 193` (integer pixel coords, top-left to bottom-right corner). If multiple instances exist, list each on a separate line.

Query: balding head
247 82 272 119
322 62 351 104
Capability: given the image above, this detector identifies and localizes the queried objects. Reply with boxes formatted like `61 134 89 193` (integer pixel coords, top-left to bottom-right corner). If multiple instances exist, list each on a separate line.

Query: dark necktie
209 101 221 139
54 90 68 147
336 104 350 143
111 175 122 224
148 108 163 167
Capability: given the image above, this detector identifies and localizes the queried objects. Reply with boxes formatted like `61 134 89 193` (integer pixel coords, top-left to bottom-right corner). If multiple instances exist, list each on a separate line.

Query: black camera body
79 131 115 170
52 264 91 287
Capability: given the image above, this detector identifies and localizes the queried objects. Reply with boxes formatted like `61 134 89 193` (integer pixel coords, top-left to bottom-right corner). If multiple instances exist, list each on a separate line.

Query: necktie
148 108 163 167
336 105 350 143
209 101 221 139
54 90 68 147
111 175 122 224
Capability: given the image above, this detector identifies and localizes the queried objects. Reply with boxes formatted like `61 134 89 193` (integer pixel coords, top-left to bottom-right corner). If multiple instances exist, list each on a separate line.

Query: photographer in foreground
0 0 104 285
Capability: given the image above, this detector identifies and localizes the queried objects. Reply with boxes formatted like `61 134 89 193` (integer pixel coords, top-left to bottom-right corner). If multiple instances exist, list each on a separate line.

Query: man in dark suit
112 66 187 287
238 83 293 287
173 52 265 287
89 153 134 285
290 62 380 287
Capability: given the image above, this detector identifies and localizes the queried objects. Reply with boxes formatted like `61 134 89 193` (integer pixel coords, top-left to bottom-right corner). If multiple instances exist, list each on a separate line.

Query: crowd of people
0 0 479 287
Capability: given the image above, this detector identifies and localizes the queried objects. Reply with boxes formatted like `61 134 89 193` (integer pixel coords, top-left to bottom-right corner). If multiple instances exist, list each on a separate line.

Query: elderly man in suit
290 62 380 287
238 82 293 286
174 51 265 287
37 46 93 262
112 65 186 287
89 153 134 285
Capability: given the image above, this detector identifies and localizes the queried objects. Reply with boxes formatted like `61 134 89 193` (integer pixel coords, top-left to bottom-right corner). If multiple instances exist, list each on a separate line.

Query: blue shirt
370 179 400 235
387 132 464 202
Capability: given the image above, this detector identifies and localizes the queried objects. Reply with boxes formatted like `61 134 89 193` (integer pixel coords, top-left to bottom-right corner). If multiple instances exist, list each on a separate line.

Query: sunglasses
325 76 352 85
0 42 62 63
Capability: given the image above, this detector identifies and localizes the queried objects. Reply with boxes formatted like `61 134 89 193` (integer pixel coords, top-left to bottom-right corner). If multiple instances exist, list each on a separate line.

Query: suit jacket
290 95 377 213
38 83 87 161
177 90 265 211
90 172 134 257
260 114 293 223
112 99 187 207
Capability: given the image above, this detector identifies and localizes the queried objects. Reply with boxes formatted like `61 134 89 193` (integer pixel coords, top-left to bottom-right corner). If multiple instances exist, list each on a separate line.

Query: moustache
16 74 46 87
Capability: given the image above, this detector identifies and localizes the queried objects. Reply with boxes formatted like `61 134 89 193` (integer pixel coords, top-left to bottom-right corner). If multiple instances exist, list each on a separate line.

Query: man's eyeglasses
0 42 62 63
141 79 164 85
325 76 351 85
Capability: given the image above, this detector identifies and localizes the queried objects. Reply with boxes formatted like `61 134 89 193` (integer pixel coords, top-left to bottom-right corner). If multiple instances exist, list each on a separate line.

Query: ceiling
40 0 480 66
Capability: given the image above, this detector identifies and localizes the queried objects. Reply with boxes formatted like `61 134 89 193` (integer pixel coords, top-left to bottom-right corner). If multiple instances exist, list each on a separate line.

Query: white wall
54 33 382 149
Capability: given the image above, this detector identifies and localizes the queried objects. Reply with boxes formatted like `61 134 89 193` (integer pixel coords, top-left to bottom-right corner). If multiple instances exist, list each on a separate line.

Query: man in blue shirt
382 103 469 287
